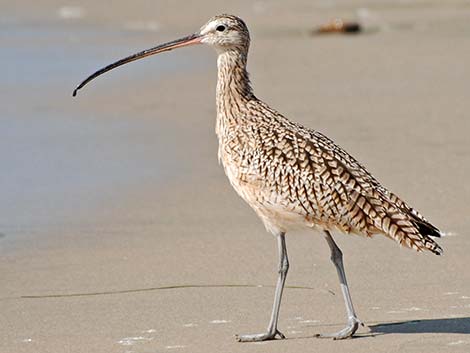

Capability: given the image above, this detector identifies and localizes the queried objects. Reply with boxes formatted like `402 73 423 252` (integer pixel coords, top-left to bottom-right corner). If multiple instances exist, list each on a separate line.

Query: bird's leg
316 230 362 340
236 232 289 342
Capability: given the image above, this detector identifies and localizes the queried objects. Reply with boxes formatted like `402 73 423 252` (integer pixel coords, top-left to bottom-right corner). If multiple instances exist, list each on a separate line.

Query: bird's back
218 98 443 255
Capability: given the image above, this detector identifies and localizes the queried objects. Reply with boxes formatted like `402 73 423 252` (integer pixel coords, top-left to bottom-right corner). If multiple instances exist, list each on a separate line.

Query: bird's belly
222 159 318 235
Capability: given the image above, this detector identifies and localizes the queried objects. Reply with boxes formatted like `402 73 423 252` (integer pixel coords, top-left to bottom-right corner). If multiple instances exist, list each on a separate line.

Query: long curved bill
72 33 202 97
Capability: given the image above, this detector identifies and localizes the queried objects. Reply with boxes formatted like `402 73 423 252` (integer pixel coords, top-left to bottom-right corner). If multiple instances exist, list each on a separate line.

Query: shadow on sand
284 317 470 342
369 317 470 335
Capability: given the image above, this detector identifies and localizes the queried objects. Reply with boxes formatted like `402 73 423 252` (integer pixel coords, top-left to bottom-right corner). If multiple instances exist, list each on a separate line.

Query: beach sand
1 1 470 352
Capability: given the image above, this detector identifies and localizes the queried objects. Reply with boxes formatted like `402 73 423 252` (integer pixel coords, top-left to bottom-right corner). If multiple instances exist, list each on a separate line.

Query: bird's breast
217 134 322 234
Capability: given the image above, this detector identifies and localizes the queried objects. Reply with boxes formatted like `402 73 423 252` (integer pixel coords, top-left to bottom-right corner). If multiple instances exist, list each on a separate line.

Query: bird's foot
236 328 286 342
315 317 363 340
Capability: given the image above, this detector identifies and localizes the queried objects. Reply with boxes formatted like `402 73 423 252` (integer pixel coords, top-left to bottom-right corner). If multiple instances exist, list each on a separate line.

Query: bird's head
72 14 250 96
199 14 250 53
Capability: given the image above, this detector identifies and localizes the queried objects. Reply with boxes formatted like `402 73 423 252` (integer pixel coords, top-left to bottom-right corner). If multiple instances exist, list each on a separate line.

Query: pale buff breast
220 151 324 235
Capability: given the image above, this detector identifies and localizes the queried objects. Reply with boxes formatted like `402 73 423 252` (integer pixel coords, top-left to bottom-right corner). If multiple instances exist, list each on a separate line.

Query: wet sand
1 1 470 352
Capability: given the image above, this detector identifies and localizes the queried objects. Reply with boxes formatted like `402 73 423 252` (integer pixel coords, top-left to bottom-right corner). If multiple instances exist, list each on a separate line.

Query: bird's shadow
287 317 470 342
368 317 470 335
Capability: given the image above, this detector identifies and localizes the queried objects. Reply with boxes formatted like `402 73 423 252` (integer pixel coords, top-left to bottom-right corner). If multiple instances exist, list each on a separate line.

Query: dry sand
1 1 470 352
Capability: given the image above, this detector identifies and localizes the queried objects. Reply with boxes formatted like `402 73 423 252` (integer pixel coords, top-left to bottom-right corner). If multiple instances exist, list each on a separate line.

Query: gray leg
236 232 289 342
316 230 362 340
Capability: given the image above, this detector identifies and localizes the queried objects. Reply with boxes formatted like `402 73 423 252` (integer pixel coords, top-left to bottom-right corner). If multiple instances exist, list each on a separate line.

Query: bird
73 14 443 342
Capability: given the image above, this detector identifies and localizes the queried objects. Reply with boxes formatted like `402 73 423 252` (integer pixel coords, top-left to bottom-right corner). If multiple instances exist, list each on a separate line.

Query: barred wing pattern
221 100 442 255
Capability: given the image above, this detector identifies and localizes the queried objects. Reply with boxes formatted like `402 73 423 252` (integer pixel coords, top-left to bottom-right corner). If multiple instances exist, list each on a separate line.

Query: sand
1 1 470 352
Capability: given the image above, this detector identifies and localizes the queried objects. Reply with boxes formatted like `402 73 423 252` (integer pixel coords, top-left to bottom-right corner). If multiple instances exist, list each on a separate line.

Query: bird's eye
216 25 226 32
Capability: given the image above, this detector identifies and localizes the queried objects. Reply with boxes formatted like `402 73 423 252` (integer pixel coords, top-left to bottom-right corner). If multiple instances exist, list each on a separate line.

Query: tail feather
348 189 443 255
408 209 441 238
382 194 443 255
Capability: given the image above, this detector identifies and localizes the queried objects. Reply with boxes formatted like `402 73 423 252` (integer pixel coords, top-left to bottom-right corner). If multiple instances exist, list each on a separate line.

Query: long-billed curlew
73 14 443 342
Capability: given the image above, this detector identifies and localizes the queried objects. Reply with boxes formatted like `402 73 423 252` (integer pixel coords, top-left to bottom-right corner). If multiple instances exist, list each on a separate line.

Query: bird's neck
215 49 253 138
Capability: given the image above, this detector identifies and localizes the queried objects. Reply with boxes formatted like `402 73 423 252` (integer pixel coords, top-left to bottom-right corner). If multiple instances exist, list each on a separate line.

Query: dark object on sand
315 19 362 34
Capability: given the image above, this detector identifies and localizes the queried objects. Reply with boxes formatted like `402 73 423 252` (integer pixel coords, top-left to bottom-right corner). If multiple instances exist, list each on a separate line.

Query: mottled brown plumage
212 15 442 255
73 13 442 343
